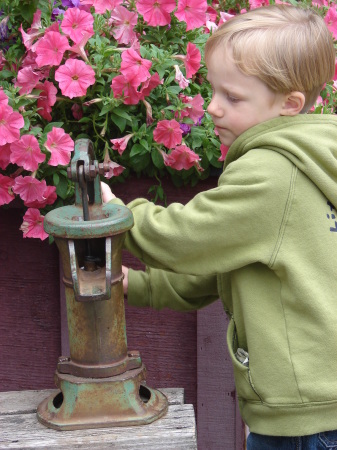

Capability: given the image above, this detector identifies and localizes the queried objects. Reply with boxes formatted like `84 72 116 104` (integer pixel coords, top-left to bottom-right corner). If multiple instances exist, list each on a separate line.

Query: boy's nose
207 98 223 118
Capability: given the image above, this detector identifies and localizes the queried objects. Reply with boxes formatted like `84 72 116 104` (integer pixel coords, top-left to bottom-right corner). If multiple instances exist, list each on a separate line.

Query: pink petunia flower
14 67 40 94
69 31 92 62
111 75 141 105
324 7 337 40
20 208 49 240
35 31 71 68
55 59 95 98
177 93 204 124
19 9 44 51
174 65 189 89
142 99 154 126
13 175 47 203
136 0 176 27
175 0 207 31
110 133 134 155
109 5 138 45
218 11 235 27
153 119 183 148
0 105 24 146
44 127 75 166
206 5 217 23
10 135 46 171
24 185 57 209
139 72 163 99
160 145 202 171
80 0 122 14
0 174 15 206
36 80 58 122
174 42 201 79
218 144 230 161
121 48 152 86
71 103 83 119
61 7 94 44
249 0 269 8
20 50 39 71
0 143 11 170
105 161 125 178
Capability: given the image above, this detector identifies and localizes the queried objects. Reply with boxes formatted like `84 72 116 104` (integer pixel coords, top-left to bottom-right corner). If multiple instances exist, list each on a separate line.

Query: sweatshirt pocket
227 318 262 403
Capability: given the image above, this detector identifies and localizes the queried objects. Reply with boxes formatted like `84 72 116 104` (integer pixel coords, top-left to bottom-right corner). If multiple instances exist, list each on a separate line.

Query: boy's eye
227 94 240 103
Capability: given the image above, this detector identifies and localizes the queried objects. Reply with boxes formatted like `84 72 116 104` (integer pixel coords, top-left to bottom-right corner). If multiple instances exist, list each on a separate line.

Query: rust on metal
37 138 168 430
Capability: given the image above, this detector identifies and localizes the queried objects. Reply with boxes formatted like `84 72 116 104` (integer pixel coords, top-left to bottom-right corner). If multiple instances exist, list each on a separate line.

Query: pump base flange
37 365 168 431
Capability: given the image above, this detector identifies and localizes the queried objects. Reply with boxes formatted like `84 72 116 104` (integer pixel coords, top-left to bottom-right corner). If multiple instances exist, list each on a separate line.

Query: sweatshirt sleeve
110 150 292 276
127 267 219 311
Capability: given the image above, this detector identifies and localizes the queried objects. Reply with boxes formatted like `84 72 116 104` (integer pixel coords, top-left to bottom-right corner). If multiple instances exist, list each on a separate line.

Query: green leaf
44 122 64 133
151 149 165 169
53 173 60 186
130 143 147 157
23 117 30 131
56 176 69 200
78 117 92 123
138 123 147 133
0 70 14 80
130 153 151 172
99 103 113 116
205 147 215 161
140 139 149 150
110 113 126 132
166 86 182 96
113 108 132 121
210 138 221 149
20 0 39 23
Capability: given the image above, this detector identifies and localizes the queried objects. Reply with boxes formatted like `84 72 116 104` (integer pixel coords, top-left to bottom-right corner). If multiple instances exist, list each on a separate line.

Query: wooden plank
0 389 196 450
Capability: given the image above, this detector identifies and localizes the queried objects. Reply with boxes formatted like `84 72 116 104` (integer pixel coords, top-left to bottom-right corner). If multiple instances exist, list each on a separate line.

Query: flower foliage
0 0 336 239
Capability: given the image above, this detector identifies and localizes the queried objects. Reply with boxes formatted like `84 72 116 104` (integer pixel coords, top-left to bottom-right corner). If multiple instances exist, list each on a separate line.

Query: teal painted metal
37 367 168 430
37 139 168 430
44 203 134 238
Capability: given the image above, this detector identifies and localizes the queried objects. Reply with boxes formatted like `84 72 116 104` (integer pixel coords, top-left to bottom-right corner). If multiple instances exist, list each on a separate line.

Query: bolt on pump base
37 139 168 431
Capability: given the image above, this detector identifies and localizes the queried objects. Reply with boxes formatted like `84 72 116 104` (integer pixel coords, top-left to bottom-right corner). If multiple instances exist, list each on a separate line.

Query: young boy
103 5 337 449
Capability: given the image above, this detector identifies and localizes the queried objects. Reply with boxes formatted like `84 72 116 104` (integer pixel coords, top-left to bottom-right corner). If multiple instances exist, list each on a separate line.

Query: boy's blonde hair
205 5 336 112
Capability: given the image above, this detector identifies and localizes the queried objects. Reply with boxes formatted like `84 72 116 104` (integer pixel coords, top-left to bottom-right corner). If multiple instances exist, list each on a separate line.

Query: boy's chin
219 137 234 147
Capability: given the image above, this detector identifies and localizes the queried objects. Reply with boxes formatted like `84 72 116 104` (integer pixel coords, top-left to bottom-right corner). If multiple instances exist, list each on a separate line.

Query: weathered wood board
0 388 197 449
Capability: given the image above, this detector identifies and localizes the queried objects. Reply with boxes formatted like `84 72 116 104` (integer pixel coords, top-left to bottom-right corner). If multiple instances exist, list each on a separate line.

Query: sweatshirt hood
225 114 337 208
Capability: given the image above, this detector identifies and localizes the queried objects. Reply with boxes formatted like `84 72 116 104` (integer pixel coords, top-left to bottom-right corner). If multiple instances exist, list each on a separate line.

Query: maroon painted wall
0 205 61 392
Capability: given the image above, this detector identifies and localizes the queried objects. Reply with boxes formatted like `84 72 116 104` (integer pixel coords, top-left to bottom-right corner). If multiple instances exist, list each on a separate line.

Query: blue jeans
247 430 337 449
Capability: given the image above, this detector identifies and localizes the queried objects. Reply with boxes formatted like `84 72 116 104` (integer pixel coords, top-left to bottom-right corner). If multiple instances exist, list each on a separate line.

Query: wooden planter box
0 176 245 449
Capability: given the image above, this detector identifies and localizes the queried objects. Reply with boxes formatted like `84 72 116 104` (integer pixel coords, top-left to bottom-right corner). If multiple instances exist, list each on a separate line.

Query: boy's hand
101 181 116 203
122 265 129 296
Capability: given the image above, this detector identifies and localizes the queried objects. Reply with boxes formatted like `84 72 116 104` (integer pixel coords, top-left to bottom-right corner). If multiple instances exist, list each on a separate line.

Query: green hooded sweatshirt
109 114 337 436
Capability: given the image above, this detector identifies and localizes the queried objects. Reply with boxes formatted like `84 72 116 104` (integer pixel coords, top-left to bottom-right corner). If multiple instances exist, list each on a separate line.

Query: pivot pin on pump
36 138 168 431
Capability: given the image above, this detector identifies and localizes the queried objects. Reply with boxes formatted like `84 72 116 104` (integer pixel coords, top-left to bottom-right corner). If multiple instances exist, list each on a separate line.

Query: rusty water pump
37 139 168 431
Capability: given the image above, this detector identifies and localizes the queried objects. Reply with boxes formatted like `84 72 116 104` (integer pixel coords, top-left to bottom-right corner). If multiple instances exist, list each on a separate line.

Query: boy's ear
280 91 306 116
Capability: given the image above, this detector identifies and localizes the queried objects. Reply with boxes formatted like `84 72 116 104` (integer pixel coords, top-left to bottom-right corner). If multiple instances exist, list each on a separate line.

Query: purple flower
0 16 9 41
180 123 192 136
62 0 81 7
52 8 65 21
